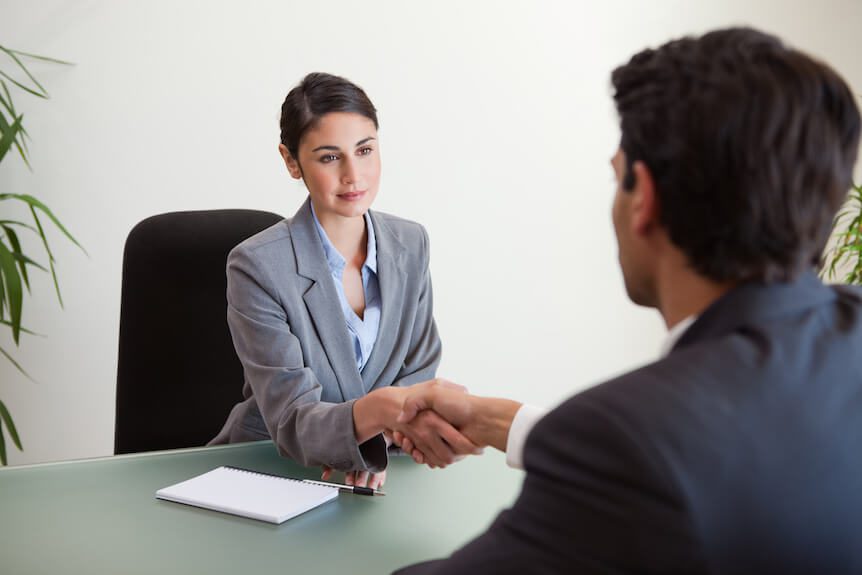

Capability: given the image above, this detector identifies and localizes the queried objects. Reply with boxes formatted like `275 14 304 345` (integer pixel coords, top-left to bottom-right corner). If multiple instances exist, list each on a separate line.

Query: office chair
114 209 283 454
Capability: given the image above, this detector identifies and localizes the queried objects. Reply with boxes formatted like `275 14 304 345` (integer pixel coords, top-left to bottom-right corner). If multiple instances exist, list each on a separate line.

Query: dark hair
279 72 378 160
612 27 861 283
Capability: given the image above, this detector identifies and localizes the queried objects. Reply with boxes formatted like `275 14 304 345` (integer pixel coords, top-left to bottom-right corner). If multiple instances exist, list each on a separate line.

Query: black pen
302 478 386 496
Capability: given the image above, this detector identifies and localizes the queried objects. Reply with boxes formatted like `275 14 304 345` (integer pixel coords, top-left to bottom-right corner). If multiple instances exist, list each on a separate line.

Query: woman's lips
338 191 366 201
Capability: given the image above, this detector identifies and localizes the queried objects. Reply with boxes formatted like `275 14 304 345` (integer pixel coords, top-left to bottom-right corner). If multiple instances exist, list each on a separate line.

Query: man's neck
654 256 736 330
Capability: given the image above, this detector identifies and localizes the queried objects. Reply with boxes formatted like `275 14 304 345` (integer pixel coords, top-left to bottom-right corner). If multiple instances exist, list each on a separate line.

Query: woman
211 73 472 488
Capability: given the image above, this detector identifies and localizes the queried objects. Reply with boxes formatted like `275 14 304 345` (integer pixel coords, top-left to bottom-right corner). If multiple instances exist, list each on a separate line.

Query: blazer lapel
361 211 408 389
289 199 365 401
672 271 837 353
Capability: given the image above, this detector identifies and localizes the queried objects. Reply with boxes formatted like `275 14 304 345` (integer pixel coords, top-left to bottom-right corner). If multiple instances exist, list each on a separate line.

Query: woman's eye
319 154 339 163
357 146 373 156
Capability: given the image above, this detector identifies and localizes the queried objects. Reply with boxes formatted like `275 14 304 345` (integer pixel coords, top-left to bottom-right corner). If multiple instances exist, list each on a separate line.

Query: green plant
1 45 84 465
822 182 862 285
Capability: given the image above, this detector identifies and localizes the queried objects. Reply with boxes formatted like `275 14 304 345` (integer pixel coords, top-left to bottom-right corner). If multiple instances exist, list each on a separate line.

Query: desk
0 441 523 575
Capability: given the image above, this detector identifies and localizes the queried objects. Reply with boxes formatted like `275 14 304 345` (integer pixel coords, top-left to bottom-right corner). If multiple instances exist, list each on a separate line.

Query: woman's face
281 112 381 221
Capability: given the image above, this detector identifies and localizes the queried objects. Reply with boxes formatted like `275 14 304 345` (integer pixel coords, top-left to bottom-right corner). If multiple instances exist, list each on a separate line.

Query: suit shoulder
535 353 715 457
372 211 428 246
229 219 291 258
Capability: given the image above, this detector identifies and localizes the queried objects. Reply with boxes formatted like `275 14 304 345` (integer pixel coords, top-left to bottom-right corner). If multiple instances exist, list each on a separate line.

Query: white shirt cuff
505 404 548 470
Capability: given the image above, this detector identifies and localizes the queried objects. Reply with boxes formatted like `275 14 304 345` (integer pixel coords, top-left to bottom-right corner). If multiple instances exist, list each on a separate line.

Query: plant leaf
0 318 41 336
0 399 22 451
0 419 6 465
1 225 31 290
0 241 23 343
0 45 49 97
0 345 34 380
0 113 23 164
0 103 29 168
0 70 45 99
28 206 62 307
0 194 86 254
9 252 47 273
1 80 32 146
3 47 74 66
0 252 5 321
0 83 13 116
0 220 38 233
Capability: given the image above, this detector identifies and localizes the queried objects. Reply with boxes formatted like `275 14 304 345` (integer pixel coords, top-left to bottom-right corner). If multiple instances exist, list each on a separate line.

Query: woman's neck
316 207 367 264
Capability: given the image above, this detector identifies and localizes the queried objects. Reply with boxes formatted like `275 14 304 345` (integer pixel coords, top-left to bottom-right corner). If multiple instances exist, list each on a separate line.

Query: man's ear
279 144 303 180
630 160 659 235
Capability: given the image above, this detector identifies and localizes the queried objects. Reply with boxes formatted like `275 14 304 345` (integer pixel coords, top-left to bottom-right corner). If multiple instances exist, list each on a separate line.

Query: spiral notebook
156 466 339 524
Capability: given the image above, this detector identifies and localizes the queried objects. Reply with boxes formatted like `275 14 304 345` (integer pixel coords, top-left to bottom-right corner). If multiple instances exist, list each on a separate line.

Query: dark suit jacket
396 273 862 574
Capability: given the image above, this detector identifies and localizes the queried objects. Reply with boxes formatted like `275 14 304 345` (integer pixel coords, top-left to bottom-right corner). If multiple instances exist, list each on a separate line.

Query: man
393 27 862 574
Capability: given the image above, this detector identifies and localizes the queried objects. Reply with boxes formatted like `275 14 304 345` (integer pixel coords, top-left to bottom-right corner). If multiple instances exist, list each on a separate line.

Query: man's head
610 27 860 304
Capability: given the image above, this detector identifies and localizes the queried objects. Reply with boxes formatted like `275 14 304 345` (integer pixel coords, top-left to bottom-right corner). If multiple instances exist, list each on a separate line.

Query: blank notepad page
156 466 338 524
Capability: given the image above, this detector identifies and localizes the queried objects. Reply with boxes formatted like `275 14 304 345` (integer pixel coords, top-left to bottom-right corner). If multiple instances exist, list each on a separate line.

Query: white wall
2 0 861 465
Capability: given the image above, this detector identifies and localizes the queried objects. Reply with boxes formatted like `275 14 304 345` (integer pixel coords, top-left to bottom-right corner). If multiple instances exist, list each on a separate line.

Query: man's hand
392 409 483 467
398 379 476 429
388 379 482 468
393 379 482 464
396 380 523 455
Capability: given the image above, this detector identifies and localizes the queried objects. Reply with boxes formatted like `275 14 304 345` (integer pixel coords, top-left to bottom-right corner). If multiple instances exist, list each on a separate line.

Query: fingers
399 435 425 465
343 470 385 489
346 470 370 487
430 413 483 456
401 436 427 464
411 449 425 465
368 471 386 490
397 409 482 467
321 466 333 481
397 378 468 424
403 411 459 467
397 392 430 424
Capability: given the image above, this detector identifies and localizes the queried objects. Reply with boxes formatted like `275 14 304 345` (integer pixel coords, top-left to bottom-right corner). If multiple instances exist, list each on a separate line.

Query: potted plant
1 45 84 465
822 182 862 285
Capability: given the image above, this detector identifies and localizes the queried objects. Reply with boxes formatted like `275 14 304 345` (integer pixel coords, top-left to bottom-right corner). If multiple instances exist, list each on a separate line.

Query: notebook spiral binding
223 465 304 483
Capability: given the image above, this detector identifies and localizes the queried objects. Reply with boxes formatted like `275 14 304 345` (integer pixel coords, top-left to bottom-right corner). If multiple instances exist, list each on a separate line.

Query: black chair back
114 209 283 454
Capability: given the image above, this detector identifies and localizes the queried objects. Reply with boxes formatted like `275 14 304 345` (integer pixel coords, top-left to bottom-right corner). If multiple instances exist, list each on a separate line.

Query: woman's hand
389 379 483 468
353 378 480 469
390 409 480 468
321 466 386 490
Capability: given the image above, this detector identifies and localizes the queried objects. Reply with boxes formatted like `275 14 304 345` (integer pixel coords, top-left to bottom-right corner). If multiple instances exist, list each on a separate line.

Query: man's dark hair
612 27 861 282
279 72 378 160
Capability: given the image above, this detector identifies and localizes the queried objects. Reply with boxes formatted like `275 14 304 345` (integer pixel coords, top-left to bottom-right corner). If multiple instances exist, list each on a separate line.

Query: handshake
329 379 522 489
386 379 522 468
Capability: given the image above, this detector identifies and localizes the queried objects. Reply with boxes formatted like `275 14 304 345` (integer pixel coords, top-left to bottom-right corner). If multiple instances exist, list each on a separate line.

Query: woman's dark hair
612 27 861 283
279 72 378 160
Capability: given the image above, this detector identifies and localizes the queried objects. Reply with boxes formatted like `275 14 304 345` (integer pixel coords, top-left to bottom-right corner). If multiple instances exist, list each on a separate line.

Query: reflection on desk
0 440 523 575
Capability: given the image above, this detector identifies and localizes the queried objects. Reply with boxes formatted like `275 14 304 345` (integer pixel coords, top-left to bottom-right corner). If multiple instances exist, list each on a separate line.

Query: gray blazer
210 198 441 472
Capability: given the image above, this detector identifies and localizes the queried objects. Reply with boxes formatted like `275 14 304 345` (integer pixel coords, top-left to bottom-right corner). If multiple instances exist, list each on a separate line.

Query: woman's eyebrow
355 136 376 147
311 144 340 153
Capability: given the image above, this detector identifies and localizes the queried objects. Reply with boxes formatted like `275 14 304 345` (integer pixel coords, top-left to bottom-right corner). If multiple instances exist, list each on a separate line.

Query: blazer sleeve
393 391 708 574
226 243 375 472
393 225 442 387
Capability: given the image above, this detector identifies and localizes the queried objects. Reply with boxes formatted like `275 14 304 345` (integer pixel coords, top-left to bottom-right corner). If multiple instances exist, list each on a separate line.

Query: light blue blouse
310 205 381 375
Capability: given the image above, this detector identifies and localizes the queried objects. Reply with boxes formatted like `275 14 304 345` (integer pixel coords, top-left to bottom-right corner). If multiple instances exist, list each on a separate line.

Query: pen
302 479 386 497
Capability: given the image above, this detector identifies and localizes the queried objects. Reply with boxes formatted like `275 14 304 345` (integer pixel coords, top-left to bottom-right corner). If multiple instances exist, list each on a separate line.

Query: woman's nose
341 158 360 187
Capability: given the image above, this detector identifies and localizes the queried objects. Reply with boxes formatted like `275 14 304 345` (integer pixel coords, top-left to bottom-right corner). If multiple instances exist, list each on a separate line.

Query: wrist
353 387 405 443
470 397 522 452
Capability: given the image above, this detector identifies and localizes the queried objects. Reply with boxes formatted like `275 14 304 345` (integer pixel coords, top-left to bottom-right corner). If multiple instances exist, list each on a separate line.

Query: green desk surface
0 441 523 575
